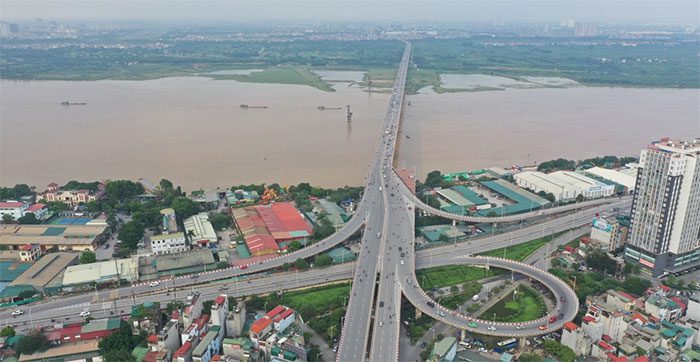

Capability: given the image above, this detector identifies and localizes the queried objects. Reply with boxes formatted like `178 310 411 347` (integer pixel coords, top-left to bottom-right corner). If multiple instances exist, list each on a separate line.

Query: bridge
3 41 628 361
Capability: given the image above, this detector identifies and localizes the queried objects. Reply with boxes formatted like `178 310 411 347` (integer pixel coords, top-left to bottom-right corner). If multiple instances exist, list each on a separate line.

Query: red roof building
563 322 578 331
0 201 25 208
583 315 596 323
25 203 46 213
246 234 279 257
607 353 627 362
250 317 272 336
173 341 192 359
266 305 286 319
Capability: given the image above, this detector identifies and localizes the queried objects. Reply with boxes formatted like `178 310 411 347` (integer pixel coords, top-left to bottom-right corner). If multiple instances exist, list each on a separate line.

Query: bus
494 338 517 353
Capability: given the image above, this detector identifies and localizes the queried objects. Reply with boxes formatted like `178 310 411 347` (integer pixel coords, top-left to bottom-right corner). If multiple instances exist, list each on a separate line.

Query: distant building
18 340 101 362
9 252 79 293
625 138 700 277
18 244 43 262
590 217 623 251
39 182 105 207
310 198 348 229
226 300 246 338
62 257 140 286
210 295 229 339
575 23 597 37
249 305 296 348
151 232 188 255
0 201 29 220
232 202 312 257
24 203 49 220
0 224 108 251
582 167 637 194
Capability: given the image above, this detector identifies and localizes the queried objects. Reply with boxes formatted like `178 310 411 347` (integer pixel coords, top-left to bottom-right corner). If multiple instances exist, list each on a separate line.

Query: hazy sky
2 0 698 24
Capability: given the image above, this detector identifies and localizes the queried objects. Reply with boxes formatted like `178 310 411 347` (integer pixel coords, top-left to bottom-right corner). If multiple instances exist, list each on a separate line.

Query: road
4 198 629 337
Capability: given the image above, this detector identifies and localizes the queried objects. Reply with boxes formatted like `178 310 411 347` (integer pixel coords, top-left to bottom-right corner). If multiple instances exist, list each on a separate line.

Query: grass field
211 66 335 92
278 282 350 345
417 234 559 290
480 285 547 322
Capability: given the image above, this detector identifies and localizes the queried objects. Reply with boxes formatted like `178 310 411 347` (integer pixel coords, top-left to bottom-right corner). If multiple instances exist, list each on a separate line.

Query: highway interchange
2 41 632 361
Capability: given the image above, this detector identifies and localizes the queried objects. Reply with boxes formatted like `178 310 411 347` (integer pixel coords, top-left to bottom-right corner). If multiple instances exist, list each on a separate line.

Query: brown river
1 75 698 190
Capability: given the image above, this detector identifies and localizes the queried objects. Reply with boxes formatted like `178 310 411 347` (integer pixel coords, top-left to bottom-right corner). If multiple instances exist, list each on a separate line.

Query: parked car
420 342 427 349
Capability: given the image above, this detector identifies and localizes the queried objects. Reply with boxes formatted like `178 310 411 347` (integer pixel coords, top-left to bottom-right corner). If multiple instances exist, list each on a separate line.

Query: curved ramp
401 255 578 337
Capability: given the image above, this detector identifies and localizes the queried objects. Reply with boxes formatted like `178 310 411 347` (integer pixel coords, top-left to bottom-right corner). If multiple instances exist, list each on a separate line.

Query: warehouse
232 202 312 257
0 224 107 251
476 179 550 216
582 167 637 193
62 257 140 286
184 213 218 246
9 252 79 293
514 171 615 201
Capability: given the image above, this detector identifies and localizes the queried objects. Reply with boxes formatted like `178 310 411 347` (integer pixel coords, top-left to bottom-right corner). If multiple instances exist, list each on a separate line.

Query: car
80 311 91 317
516 324 524 330
539 325 547 331
560 296 566 303
11 310 23 316
104 243 110 249
219 285 229 291
487 326 496 331
379 301 384 308
379 321 384 327
191 274 200 279
558 313 564 319
426 301 435 308
419 342 427 349
149 281 160 287
437 311 446 317
407 279 412 285
468 322 478 328
549 315 557 323
400 260 404 265
240 265 248 270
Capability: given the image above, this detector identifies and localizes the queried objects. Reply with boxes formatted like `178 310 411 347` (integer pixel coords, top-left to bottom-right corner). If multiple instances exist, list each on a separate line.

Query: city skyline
1 0 699 24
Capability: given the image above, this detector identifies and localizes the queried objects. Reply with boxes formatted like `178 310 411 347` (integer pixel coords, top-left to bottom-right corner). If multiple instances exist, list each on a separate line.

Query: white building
150 232 188 255
0 201 29 221
514 171 615 201
63 257 140 285
625 138 700 277
687 293 700 321
561 322 592 357
584 167 637 193
184 213 218 247
590 217 620 251
210 294 228 340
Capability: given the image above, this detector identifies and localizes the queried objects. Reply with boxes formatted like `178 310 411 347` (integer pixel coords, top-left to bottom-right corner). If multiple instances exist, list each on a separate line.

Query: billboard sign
592 218 612 232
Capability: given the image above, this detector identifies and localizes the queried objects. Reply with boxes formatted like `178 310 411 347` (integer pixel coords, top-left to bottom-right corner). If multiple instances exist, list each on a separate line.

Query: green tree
0 326 15 337
295 258 310 270
105 180 144 201
104 348 136 362
424 170 444 188
585 249 616 275
117 220 145 250
543 340 576 362
171 197 201 221
43 201 70 213
209 212 231 231
15 330 50 356
16 212 40 224
519 354 544 362
315 253 333 267
63 181 100 192
575 194 585 202
159 179 174 190
287 240 303 252
622 276 651 296
2 214 14 224
80 250 97 264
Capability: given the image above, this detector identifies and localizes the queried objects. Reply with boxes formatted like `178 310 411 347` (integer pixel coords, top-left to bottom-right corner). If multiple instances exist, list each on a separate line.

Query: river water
1 75 698 190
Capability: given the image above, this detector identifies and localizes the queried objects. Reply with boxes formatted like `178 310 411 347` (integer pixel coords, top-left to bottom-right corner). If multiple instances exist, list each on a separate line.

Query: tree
80 250 96 264
585 249 616 275
18 289 37 299
2 214 14 224
543 340 576 362
0 326 15 337
99 320 139 360
575 194 585 202
15 330 50 356
16 213 40 224
315 253 333 267
104 348 136 362
295 258 310 270
622 276 651 296
519 354 544 362
209 212 231 231
105 180 144 202
117 221 145 250
171 197 201 221
44 201 70 213
287 240 303 252
424 170 444 188
63 181 100 192
449 285 459 294
159 179 174 190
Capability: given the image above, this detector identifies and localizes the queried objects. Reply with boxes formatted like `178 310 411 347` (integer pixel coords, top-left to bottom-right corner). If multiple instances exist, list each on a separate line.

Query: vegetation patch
480 285 546 322
211 66 334 92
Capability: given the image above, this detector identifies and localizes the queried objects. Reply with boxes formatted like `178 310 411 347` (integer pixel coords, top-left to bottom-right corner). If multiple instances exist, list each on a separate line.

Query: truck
472 294 480 302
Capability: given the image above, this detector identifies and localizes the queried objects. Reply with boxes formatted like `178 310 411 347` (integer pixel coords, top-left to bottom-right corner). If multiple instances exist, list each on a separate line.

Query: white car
437 311 446 317
80 311 91 317
11 310 23 316
487 326 497 331
400 260 405 265
149 281 160 287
